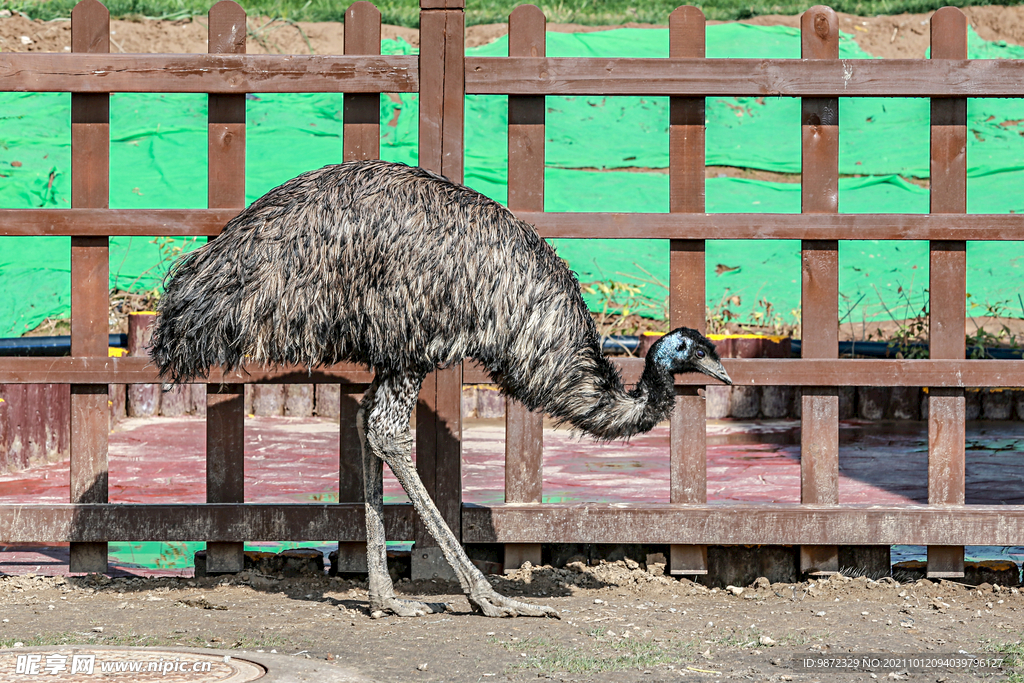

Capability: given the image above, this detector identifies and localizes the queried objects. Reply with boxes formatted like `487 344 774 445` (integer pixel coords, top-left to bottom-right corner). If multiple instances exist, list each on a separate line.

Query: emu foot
468 590 560 618
369 597 448 619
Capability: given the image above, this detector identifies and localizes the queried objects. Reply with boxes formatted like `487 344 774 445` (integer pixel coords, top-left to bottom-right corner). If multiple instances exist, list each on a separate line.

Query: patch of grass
497 633 692 675
0 632 163 648
5 0 1024 27
980 636 1024 683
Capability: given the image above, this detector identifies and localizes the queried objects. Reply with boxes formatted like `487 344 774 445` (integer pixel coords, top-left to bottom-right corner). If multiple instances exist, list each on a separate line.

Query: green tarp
2 25 1023 337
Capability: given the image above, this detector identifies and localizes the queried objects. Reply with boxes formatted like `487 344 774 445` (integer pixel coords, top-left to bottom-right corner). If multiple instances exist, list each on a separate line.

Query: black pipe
792 339 1024 360
0 334 128 357
599 335 1023 359
600 335 641 354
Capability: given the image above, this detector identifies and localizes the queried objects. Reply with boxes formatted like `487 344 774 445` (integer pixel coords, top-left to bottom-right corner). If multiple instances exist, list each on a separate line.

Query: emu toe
370 597 448 618
468 590 560 618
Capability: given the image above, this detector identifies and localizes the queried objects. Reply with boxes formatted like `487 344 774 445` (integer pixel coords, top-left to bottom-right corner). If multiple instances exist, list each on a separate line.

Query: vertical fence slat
668 5 709 577
69 0 110 574
343 2 381 161
927 6 968 579
503 3 546 572
414 0 465 580
799 6 840 576
333 0 382 575
205 0 247 573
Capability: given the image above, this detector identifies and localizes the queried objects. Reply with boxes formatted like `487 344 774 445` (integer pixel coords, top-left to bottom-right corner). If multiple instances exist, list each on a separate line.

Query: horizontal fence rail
464 57 1024 96
0 54 419 93
1 0 1022 582
1 503 1023 546
0 357 1021 387
9 54 1024 97
4 209 1024 241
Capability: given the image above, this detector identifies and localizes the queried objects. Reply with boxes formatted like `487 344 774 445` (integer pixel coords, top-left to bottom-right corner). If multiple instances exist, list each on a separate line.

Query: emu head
647 327 732 385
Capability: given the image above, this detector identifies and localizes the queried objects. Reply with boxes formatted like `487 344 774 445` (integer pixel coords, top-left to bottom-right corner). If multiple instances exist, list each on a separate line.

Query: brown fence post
126 312 159 416
799 5 840 576
414 0 465 581
205 0 248 574
69 0 111 574
333 0 382 574
668 5 709 577
926 6 968 579
503 3 546 573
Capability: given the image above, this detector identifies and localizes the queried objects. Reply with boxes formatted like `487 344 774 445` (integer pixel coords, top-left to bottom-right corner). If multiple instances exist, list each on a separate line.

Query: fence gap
204 0 248 574
668 5 709 577
798 5 840 576
503 3 547 573
926 6 968 579
334 0 383 575
69 0 111 574
414 0 465 581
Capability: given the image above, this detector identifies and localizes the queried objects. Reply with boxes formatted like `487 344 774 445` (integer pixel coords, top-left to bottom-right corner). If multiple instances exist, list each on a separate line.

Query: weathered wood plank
69 0 110 574
466 56 1024 96
0 356 1020 387
0 53 418 93
461 503 1024 545
5 209 1024 240
0 504 414 542
927 6 969 580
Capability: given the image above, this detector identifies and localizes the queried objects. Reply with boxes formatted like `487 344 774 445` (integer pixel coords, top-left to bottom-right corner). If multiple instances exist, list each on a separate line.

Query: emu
151 160 732 618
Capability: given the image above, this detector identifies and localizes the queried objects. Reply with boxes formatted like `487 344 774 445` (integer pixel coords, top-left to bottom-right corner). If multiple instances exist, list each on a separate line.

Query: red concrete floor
2 417 1023 575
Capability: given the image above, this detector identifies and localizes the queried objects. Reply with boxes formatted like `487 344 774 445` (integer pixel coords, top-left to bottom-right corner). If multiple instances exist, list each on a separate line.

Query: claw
371 597 448 618
469 591 559 618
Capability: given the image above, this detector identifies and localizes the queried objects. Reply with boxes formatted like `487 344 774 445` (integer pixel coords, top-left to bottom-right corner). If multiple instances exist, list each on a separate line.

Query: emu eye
696 349 706 359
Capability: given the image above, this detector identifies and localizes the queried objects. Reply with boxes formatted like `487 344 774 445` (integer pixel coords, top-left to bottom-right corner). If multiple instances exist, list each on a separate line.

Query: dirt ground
4 4 1024 57
1 563 1022 682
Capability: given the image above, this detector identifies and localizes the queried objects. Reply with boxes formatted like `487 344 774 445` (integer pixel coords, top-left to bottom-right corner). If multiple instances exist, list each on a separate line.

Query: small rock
593 598 604 604
758 635 775 646
13 642 24 648
91 627 103 633
417 663 428 671
645 553 666 577
753 577 770 590
814 611 826 617
20 36 32 45
727 585 744 596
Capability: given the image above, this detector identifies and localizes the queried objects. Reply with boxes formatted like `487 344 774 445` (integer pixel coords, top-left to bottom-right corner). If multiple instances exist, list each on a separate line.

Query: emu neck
629 356 678 430
552 354 677 441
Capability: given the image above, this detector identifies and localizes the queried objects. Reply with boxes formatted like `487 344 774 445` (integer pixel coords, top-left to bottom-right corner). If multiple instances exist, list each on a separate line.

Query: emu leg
358 381 444 618
364 375 558 618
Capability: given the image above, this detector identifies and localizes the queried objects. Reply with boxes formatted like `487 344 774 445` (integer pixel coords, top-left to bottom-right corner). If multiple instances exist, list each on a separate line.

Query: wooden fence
1 0 1022 580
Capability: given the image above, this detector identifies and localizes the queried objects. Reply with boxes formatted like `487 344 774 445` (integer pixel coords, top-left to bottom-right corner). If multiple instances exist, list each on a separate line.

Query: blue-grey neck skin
151 161 726 442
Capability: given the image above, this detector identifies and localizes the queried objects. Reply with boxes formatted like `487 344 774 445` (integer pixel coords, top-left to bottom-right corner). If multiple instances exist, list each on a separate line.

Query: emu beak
697 357 733 385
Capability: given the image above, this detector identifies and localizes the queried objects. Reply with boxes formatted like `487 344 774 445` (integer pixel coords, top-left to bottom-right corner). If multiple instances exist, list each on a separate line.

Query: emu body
152 160 730 617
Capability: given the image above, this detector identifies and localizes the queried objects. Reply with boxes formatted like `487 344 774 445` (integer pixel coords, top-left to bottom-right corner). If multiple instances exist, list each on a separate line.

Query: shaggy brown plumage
152 160 729 440
151 160 730 618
